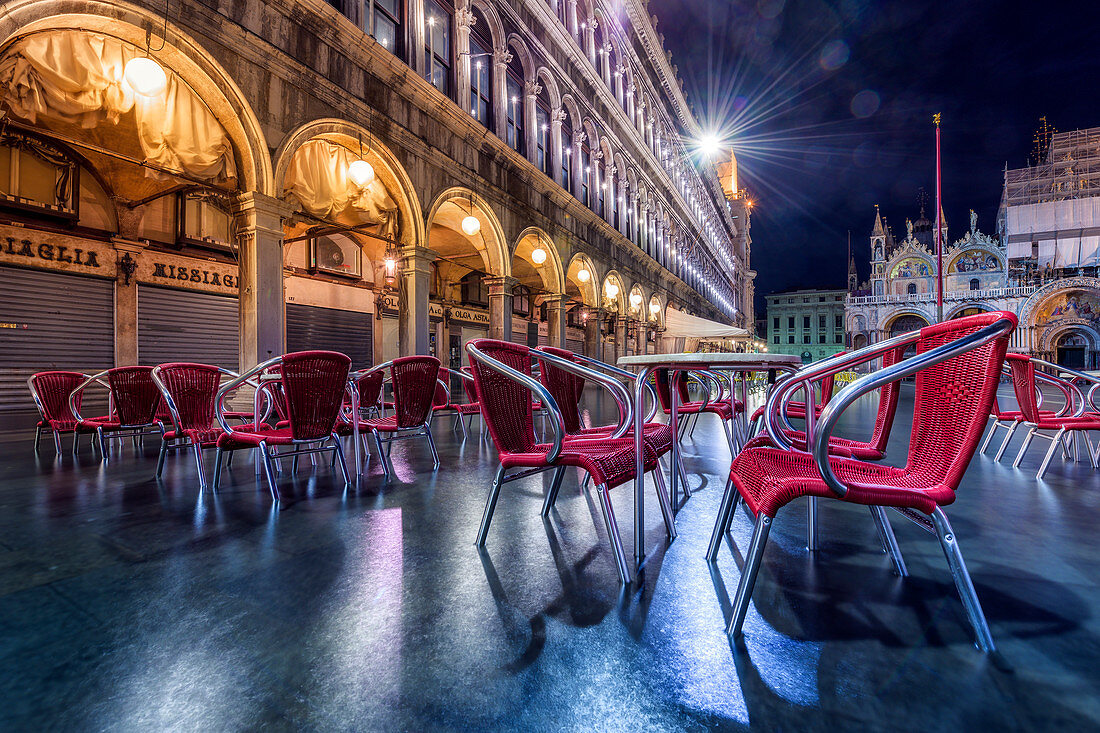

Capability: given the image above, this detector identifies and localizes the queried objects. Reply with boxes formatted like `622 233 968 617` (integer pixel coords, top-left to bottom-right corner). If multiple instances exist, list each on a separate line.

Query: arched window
907 283 917 295
535 86 552 176
969 278 980 291
424 0 452 95
560 117 573 192
362 0 403 58
608 165 618 227
513 284 531 316
595 156 605 217
468 6 493 129
579 141 591 206
505 54 524 153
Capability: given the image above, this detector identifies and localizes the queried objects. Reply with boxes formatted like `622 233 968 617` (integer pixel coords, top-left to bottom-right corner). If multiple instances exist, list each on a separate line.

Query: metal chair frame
69 369 165 460
28 371 101 454
1009 357 1097 477
354 357 441 479
718 315 1015 653
468 341 674 585
980 368 1058 460
211 355 352 501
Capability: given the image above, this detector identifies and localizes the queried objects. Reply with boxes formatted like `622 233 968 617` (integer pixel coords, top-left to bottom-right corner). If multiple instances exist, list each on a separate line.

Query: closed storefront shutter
138 285 239 371
460 326 489 366
0 266 114 431
287 303 373 370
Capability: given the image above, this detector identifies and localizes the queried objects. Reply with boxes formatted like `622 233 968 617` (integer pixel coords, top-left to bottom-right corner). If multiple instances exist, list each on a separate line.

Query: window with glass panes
596 159 605 217
560 121 573 191
424 0 451 95
468 10 492 128
535 97 551 175
362 0 402 57
505 61 524 153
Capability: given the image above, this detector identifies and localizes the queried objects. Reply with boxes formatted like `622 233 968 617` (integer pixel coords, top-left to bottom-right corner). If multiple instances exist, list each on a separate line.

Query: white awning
663 308 748 338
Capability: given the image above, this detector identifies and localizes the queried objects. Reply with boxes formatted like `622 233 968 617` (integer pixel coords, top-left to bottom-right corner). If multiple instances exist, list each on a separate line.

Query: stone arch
565 252 598 306
469 0 506 48
627 283 646 320
601 270 628 314
884 311 931 336
946 245 1006 274
273 119 424 249
512 227 565 295
506 34 535 81
648 293 665 329
560 94 583 131
534 66 562 109
0 2 272 196
424 187 509 278
946 303 992 320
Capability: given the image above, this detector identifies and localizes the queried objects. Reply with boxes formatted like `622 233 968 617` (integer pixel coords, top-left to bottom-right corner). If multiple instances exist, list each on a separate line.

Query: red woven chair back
906 311 1014 488
357 370 384 409
279 351 352 440
654 368 675 410
1005 354 1040 423
468 339 536 454
107 366 161 426
461 366 479 403
31 371 85 425
536 347 585 434
433 379 450 408
390 355 441 428
865 345 904 453
155 363 221 431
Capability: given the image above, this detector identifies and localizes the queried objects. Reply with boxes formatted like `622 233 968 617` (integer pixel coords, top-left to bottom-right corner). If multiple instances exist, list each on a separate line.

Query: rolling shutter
286 303 373 370
0 266 114 430
138 285 239 370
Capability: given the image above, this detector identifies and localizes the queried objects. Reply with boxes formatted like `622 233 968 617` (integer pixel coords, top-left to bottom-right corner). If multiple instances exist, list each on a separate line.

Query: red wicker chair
1008 355 1099 478
468 339 673 585
981 360 1064 461
28 371 99 453
428 368 480 439
741 347 903 460
356 369 384 418
212 351 352 500
711 311 1016 653
535 346 676 514
350 356 441 478
655 367 742 452
70 366 165 459
152 363 251 490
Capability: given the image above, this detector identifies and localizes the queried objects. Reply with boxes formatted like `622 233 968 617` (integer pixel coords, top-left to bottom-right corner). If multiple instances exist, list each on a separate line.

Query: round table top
617 352 802 369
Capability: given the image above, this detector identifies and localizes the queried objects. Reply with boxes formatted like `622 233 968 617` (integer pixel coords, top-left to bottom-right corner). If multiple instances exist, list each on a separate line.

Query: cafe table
618 352 803 577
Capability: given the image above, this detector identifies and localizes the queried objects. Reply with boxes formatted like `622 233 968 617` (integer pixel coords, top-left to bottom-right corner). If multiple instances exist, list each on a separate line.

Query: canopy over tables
663 308 748 339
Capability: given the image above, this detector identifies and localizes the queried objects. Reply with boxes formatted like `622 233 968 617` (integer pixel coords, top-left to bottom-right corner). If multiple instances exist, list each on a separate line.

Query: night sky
651 0 1100 317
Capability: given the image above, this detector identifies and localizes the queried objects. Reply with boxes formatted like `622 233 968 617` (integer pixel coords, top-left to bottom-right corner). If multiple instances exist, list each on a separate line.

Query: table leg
351 381 361 479
670 369 682 510
633 367 651 574
803 378 818 551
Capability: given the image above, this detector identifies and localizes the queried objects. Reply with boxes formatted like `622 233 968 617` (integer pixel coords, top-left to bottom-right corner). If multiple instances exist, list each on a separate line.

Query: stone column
485 275 516 342
626 83 636 122
584 307 602 359
398 246 436 356
455 6 475 115
572 129 587 198
550 107 566 185
493 46 512 137
111 239 146 366
615 315 628 361
234 192 292 372
544 294 567 349
524 80 542 163
410 0 428 78
584 16 597 65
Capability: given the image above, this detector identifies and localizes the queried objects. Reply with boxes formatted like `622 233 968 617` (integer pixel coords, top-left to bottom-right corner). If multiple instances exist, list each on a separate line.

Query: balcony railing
846 286 1035 306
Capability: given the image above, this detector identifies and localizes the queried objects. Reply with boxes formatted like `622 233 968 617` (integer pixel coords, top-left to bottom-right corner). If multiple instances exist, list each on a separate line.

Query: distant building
765 288 847 362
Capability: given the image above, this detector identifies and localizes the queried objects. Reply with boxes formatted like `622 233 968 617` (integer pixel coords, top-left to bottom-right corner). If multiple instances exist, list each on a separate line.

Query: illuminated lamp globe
649 300 660 314
605 282 619 299
348 159 375 186
531 246 547 265
461 215 481 236
630 292 642 308
576 267 591 283
124 56 167 97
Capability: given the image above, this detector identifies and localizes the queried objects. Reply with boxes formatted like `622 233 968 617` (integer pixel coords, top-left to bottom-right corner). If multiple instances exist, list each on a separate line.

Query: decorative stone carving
494 47 513 65
455 8 475 29
524 80 542 97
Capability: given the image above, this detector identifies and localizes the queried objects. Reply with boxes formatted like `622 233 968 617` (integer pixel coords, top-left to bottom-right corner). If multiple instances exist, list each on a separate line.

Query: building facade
765 288 846 362
847 127 1100 369
0 0 750 429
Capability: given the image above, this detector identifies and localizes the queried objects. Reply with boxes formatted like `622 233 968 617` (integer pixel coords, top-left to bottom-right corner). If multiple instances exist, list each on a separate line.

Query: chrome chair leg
97 427 108 461
596 483 631 585
652 467 676 539
1012 426 1037 467
475 464 506 547
1037 427 1065 479
34 425 43 452
332 435 351 486
259 441 279 501
192 441 208 491
373 431 392 478
727 513 773 637
425 425 440 468
806 497 819 551
871 506 908 577
706 475 737 561
155 439 168 478
212 448 224 491
931 507 995 653
979 419 998 453
52 430 63 454
993 421 1019 461
1085 432 1098 468
541 466 567 517
457 412 467 440
72 432 80 454
677 458 691 499
720 419 735 456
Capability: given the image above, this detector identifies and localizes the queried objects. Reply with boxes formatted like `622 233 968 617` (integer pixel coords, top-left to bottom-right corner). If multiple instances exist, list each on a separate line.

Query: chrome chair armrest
811 316 1015 498
68 370 111 424
216 356 282 434
149 366 182 436
574 354 660 423
535 349 634 439
467 342 566 462
1032 358 1090 417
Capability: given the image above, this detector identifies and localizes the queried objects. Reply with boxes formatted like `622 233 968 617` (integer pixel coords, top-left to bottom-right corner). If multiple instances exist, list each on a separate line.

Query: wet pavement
1 384 1099 730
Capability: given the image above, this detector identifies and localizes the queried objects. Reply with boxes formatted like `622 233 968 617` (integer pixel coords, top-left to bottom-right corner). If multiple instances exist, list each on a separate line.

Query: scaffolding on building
1002 127 1100 208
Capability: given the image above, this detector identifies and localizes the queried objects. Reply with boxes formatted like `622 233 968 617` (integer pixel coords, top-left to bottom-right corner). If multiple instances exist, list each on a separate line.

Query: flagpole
934 112 943 322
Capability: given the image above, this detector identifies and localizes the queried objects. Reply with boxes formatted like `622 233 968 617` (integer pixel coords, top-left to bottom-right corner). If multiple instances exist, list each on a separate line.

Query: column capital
484 275 518 295
233 191 295 238
455 7 475 28
399 245 438 274
524 80 543 97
